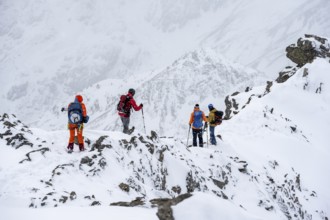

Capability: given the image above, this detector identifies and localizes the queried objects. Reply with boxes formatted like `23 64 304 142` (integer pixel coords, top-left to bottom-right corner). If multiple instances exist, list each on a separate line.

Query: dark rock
245 87 251 92
80 156 93 166
3 121 16 128
0 130 13 138
221 191 228 199
295 174 301 191
171 186 181 194
232 99 239 110
92 136 111 152
119 183 130 192
59 196 68 203
19 148 50 163
91 201 101 206
85 138 91 145
70 191 77 200
265 206 274 211
5 133 33 149
51 164 74 178
305 34 327 44
290 126 297 133
159 148 166 162
98 157 107 169
276 67 297 83
286 34 330 67
186 172 200 193
212 178 228 189
224 96 232 120
150 130 158 141
303 68 309 77
110 197 145 207
265 81 273 95
150 194 192 220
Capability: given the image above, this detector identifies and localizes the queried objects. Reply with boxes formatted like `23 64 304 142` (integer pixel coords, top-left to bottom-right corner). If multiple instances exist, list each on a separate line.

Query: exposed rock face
275 66 298 83
150 193 192 220
286 34 330 67
1 112 328 219
110 197 145 207
225 35 330 120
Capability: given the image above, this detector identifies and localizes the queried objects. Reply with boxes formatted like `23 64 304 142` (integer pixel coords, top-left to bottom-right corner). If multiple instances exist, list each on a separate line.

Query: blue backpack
68 102 83 124
192 111 203 129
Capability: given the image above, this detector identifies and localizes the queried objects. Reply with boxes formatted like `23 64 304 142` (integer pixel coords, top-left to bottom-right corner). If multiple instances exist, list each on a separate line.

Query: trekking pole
141 108 147 134
186 125 191 147
206 123 209 148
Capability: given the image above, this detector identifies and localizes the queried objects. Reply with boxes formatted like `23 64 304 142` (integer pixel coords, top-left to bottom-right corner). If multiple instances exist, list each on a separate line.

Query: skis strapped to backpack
117 95 131 114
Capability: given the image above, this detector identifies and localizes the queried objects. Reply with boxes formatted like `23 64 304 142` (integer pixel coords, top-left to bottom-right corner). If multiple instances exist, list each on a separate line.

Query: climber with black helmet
117 88 143 134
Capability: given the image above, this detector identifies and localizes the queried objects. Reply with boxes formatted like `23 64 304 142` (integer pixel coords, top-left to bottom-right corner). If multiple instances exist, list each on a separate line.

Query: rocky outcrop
275 66 298 83
286 34 330 67
150 194 192 220
225 35 329 120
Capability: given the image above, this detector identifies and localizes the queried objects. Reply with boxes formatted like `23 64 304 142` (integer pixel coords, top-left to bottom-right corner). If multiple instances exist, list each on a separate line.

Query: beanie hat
208 104 213 110
128 88 135 96
76 95 83 103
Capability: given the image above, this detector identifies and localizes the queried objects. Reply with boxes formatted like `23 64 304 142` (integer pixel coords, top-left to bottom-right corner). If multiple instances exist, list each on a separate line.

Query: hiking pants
120 116 130 134
192 128 203 147
68 124 84 144
209 126 216 145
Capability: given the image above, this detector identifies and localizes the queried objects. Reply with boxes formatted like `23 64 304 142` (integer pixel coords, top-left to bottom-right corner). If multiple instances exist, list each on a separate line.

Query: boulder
286 34 330 67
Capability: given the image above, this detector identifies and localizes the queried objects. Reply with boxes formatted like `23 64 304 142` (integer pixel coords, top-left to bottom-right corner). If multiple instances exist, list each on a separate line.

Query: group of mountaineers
62 88 222 152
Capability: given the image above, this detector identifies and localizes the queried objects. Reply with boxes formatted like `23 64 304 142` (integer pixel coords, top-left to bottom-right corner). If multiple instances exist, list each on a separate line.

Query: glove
61 107 65 112
140 104 143 108
83 116 90 123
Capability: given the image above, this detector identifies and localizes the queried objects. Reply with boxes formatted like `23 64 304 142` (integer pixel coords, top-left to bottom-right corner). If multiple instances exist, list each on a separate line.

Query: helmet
208 104 213 109
128 88 135 96
76 95 83 103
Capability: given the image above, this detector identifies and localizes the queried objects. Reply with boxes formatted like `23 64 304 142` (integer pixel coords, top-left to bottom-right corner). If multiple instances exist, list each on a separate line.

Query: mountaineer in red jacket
117 88 143 134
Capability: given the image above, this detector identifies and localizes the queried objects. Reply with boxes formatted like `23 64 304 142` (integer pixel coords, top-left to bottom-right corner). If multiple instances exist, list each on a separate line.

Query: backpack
68 102 83 124
214 110 223 125
117 95 131 114
192 111 203 129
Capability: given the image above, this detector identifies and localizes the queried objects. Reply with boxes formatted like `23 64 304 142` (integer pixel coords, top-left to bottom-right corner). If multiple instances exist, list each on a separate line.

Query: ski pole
207 127 209 148
205 123 209 148
141 108 147 134
186 125 191 147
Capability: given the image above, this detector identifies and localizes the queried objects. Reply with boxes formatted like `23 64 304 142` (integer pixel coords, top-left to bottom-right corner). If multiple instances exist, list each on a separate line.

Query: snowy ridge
36 48 263 137
1 28 330 218
1 68 330 220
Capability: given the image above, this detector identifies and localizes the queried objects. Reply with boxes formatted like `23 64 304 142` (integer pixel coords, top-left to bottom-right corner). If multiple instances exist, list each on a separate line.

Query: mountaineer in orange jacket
61 95 89 152
189 104 208 147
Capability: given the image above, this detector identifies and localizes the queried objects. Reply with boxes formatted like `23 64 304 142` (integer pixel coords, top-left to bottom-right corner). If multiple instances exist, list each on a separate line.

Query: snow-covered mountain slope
34 48 264 136
1 42 330 220
1 0 330 125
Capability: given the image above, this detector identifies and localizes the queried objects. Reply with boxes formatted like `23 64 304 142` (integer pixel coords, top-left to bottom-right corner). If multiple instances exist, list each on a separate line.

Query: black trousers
192 128 203 147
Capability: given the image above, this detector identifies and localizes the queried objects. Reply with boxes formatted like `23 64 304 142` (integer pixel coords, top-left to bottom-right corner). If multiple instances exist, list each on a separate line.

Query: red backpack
117 95 131 114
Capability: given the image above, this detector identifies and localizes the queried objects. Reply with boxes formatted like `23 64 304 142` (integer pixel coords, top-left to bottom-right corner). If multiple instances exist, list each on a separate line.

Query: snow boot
128 126 135 135
79 143 85 151
67 143 74 153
